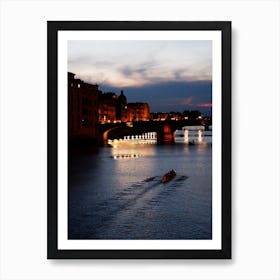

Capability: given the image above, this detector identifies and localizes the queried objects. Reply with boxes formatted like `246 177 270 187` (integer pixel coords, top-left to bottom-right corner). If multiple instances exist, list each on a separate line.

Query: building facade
68 72 100 140
98 91 150 123
126 102 150 121
98 92 118 123
69 75 150 133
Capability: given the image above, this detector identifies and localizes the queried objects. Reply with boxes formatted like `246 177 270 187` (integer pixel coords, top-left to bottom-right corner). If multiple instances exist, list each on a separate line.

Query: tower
116 90 127 122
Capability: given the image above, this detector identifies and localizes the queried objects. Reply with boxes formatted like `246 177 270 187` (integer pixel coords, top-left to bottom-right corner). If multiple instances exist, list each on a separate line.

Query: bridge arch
102 126 124 145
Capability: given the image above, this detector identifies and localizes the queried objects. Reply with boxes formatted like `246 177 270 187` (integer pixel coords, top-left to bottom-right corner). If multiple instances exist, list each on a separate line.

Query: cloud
119 60 158 78
180 97 194 106
68 40 212 88
197 103 212 108
120 65 149 77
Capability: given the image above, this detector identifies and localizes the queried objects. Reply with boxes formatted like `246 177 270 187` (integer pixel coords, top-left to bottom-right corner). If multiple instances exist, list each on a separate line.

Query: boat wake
174 175 189 182
143 176 157 182
70 174 189 238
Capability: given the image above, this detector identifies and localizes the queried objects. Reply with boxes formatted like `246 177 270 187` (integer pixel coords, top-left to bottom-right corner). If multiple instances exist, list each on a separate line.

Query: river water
68 143 212 240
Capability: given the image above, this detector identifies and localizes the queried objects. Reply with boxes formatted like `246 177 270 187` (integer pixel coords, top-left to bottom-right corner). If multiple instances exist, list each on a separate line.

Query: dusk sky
68 40 212 115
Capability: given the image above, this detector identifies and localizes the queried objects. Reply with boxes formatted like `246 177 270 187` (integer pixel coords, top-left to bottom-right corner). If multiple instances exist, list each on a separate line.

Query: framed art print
47 21 231 259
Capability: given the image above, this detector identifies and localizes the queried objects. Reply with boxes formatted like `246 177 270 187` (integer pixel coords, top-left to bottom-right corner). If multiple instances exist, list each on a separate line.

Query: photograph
48 21 231 259
68 39 213 240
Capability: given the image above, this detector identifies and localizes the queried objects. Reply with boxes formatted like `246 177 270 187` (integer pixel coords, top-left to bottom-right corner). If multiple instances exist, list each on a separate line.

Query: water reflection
110 145 157 158
197 143 208 153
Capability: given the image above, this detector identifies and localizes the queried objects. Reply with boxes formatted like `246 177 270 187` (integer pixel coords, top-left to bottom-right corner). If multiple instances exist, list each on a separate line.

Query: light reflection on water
68 143 212 240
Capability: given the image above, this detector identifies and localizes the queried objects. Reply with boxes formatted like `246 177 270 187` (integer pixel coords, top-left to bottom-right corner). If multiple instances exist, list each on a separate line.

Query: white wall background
0 0 279 279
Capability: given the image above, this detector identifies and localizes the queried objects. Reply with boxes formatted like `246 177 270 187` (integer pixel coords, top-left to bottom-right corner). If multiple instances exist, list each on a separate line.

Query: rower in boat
161 169 176 184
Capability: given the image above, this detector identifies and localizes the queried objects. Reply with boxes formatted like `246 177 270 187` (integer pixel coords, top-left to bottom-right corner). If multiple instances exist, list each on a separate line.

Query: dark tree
189 110 202 120
183 110 190 117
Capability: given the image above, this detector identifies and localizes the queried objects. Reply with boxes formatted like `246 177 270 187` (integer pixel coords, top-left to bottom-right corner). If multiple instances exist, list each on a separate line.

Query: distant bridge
99 120 210 145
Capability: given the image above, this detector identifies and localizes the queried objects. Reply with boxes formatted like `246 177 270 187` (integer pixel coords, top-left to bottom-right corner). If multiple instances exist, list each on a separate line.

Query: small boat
188 140 195 145
161 170 176 184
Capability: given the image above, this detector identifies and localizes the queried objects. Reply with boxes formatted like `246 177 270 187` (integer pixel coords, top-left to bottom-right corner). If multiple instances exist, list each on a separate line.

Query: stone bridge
99 120 208 145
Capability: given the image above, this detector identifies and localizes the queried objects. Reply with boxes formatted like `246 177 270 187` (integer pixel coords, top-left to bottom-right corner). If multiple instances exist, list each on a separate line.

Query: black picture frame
47 21 231 259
